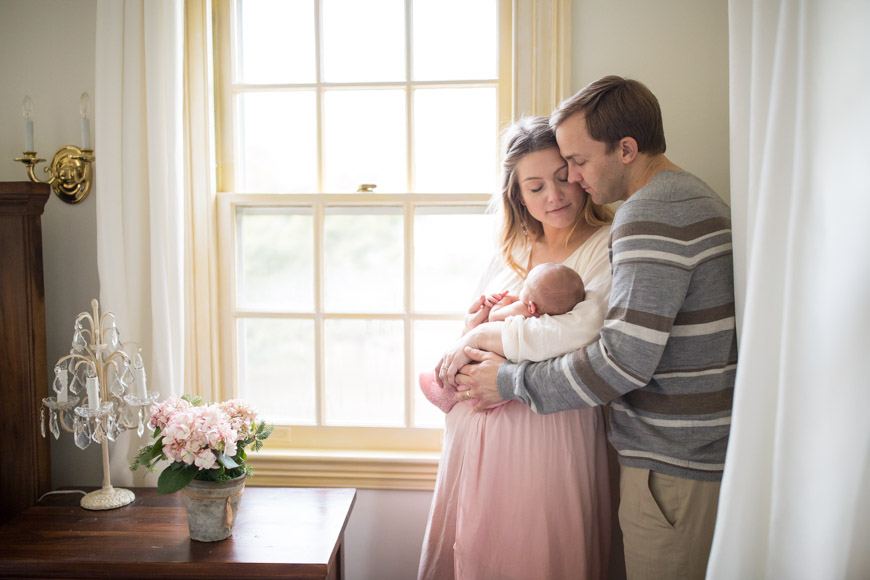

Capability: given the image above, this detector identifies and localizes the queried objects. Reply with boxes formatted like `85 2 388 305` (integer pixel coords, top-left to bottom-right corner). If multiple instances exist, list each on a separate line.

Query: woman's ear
620 137 638 165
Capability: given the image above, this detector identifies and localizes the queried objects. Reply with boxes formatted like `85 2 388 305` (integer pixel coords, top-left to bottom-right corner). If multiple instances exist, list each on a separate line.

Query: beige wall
0 0 103 486
571 0 731 201
0 1 728 578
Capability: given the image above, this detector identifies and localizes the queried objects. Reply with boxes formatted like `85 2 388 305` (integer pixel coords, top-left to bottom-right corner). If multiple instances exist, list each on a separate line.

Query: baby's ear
528 301 538 316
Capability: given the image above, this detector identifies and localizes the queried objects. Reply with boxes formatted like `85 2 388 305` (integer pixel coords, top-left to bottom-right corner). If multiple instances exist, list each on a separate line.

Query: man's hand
455 346 507 412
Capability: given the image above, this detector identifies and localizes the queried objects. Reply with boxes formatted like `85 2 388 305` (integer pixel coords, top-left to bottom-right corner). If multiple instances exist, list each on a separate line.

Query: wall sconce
14 94 95 204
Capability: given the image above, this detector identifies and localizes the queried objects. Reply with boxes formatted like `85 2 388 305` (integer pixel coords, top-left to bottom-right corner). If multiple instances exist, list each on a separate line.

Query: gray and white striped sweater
497 170 737 481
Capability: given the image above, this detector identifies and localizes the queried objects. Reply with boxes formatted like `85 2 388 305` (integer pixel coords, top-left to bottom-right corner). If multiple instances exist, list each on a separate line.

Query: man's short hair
550 75 666 154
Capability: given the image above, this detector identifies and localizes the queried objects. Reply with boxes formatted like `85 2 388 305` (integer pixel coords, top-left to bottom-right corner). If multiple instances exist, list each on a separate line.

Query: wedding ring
465 391 472 400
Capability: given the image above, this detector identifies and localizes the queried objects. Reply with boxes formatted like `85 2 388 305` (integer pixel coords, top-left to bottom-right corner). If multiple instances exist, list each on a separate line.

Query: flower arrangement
131 394 273 495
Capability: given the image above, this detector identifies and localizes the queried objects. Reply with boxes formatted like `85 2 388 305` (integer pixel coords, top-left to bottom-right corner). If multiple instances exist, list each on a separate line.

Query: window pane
238 91 317 193
414 88 497 193
413 0 497 81
237 0 315 84
322 0 405 82
414 207 497 312
322 90 407 193
324 319 404 426
324 209 404 312
238 318 316 424
237 208 314 311
414 320 464 427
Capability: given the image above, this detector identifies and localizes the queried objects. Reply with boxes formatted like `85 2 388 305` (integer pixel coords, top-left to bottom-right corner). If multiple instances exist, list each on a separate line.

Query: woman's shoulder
564 225 611 265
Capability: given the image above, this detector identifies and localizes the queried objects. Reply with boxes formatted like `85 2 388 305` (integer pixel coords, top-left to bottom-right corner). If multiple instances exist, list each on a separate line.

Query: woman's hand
436 333 476 388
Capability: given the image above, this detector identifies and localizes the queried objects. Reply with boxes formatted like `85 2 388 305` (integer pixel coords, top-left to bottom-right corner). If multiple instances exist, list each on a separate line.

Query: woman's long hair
493 116 614 278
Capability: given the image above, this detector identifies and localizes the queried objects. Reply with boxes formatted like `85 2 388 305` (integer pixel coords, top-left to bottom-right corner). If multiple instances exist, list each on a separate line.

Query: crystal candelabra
40 299 158 510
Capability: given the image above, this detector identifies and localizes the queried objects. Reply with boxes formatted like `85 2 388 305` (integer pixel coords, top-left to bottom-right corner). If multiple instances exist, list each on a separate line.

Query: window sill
245 449 441 491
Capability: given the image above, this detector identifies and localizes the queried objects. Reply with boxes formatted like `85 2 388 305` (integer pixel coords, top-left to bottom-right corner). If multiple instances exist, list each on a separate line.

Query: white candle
135 366 148 399
87 376 100 410
80 118 91 150
57 372 69 403
79 92 91 150
22 95 34 152
25 120 34 152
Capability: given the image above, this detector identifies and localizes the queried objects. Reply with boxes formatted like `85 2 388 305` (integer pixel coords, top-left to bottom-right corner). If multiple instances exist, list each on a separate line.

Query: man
456 76 737 579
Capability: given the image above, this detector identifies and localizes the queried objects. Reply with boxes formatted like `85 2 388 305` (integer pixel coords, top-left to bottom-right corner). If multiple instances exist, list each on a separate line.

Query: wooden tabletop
0 486 356 580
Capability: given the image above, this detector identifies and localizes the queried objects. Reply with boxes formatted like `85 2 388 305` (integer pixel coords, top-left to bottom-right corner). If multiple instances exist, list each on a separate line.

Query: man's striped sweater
497 170 737 481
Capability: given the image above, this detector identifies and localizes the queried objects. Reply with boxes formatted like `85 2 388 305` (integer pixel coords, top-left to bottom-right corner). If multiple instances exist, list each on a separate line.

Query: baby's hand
466 292 508 330
483 291 510 308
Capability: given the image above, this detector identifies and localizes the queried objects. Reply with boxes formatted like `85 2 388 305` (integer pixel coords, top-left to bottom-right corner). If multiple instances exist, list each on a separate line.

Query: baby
487 262 585 322
420 262 586 413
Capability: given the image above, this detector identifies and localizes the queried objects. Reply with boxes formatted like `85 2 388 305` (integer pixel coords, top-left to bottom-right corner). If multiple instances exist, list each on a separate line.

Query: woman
418 117 615 580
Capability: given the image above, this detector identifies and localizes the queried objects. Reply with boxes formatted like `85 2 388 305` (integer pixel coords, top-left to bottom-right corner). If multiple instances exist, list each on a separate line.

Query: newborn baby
487 262 585 322
420 262 586 413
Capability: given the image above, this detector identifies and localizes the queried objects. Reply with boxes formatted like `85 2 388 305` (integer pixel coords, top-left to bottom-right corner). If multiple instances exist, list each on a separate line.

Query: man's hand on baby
455 347 507 412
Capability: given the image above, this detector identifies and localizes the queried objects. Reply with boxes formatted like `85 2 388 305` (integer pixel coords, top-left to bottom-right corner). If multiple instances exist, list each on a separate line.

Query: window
213 0 511 489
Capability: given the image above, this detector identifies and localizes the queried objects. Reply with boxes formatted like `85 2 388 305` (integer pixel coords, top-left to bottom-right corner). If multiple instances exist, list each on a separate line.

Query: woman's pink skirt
419 399 612 580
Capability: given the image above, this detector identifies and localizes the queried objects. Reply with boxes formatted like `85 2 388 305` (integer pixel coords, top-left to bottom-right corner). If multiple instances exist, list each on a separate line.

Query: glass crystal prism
52 367 63 394
67 360 83 394
110 377 125 398
49 410 60 439
72 329 87 352
105 415 117 442
109 323 121 351
91 418 104 443
40 406 46 438
74 417 91 449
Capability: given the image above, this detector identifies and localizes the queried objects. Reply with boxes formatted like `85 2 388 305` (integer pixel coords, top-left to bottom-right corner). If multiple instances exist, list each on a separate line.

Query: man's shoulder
616 171 729 225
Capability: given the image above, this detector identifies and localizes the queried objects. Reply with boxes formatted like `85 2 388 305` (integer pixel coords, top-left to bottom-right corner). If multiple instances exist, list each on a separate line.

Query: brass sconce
14 94 95 204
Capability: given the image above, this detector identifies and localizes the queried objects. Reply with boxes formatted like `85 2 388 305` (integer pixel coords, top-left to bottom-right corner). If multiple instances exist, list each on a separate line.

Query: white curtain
708 1 870 578
95 0 184 484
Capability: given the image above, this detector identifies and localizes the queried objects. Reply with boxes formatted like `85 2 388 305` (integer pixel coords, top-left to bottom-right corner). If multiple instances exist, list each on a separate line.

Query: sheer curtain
94 0 184 484
708 1 870 578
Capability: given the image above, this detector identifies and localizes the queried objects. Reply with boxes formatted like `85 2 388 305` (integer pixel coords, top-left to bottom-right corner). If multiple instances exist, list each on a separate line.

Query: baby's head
520 263 585 316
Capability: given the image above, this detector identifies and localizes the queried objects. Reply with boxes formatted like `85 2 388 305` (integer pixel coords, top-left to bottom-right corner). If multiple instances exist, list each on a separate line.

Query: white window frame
208 0 569 490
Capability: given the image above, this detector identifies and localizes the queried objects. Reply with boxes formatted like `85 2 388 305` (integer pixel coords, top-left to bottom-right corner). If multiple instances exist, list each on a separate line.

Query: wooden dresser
0 182 52 524
0 486 356 579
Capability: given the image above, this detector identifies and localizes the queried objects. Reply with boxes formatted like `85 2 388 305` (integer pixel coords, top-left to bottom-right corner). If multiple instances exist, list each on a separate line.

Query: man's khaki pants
619 466 721 580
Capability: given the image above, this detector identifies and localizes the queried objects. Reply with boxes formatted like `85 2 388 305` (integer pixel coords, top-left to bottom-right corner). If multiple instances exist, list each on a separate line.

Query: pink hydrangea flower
219 399 258 439
149 396 192 431
155 400 240 470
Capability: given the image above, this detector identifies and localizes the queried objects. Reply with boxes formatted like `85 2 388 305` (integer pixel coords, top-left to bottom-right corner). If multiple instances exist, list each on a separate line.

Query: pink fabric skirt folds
418 399 612 580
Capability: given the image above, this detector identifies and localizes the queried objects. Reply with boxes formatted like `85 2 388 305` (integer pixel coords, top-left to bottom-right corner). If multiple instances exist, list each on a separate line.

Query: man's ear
620 137 638 165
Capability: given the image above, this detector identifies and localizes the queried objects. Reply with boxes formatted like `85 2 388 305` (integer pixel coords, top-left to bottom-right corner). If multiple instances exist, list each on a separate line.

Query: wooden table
0 486 356 579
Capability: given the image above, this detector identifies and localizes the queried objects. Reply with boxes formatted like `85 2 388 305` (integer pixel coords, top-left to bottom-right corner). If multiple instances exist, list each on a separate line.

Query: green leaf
217 452 239 470
157 463 199 495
